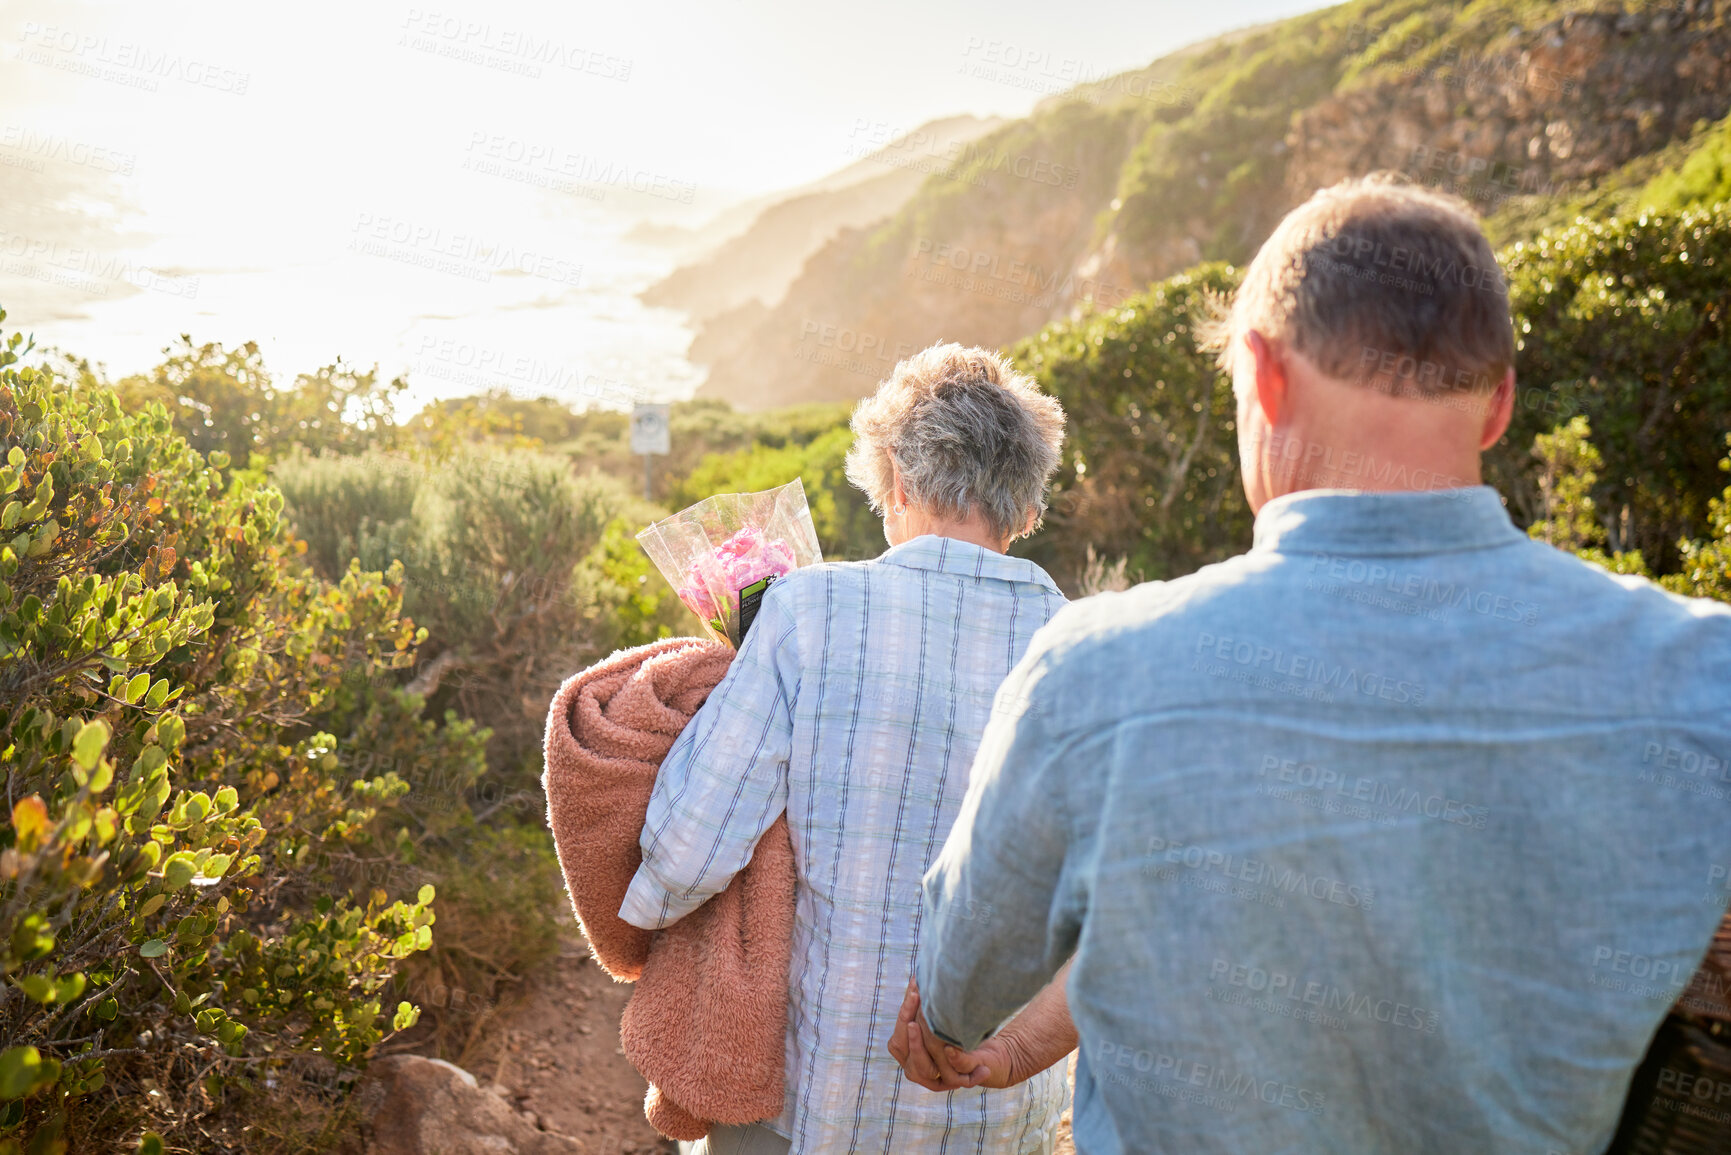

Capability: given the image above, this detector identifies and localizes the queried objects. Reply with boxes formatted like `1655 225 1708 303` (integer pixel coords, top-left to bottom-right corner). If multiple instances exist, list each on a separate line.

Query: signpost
630 403 671 500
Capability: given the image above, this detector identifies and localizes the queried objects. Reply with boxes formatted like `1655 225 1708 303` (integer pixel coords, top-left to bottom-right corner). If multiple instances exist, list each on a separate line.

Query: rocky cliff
641 115 1003 323
684 0 1731 410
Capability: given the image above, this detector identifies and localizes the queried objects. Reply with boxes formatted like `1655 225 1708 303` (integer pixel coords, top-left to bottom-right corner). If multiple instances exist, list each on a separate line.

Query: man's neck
1254 374 1489 504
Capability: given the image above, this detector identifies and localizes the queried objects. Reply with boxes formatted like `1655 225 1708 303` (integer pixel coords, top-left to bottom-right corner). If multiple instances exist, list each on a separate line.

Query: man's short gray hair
845 342 1065 542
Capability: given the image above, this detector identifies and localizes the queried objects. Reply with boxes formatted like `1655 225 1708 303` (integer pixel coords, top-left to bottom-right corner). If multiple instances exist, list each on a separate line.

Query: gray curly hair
844 342 1066 542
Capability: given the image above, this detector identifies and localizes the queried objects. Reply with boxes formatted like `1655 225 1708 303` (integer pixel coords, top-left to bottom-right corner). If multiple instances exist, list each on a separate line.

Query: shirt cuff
924 1016 966 1049
618 864 700 930
916 950 979 1050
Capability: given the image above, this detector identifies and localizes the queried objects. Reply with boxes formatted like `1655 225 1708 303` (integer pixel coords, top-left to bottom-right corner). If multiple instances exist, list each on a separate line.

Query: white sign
630 403 671 456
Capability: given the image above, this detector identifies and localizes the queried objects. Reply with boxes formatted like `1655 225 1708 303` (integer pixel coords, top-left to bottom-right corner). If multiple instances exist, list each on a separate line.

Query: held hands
884 977 1024 1092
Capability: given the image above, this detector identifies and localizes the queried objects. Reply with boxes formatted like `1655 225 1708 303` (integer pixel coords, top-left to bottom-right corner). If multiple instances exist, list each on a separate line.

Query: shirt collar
877 535 1064 595
1251 486 1525 557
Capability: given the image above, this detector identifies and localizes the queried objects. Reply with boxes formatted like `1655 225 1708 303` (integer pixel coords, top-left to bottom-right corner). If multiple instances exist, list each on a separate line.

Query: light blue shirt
621 535 1070 1154
919 486 1731 1155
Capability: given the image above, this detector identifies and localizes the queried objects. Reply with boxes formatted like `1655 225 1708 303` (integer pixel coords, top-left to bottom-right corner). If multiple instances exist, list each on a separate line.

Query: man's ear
1246 330 1289 427
1479 368 1516 450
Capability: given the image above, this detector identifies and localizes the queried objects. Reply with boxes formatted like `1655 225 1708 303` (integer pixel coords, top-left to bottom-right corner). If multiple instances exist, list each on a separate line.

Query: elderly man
899 177 1731 1153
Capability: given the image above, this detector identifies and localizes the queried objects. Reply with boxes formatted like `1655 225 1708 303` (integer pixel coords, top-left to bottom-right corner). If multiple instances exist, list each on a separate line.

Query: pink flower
675 528 797 640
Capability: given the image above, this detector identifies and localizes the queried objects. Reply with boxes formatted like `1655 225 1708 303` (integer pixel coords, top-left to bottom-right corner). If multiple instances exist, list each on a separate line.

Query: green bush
545 398 857 502
0 313 485 1153
1529 417 1731 600
1012 205 1731 591
274 448 669 797
1010 263 1249 588
671 425 883 561
271 445 687 1078
1638 110 1731 216
267 451 422 583
115 338 406 464
1494 204 1731 570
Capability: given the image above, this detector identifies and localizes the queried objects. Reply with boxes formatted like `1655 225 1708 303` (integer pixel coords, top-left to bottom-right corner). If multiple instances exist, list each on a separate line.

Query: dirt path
463 930 675 1154
462 923 1076 1154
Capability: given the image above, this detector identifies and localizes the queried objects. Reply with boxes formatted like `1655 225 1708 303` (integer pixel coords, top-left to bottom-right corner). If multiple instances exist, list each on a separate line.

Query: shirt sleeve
618 584 799 930
916 635 1085 1049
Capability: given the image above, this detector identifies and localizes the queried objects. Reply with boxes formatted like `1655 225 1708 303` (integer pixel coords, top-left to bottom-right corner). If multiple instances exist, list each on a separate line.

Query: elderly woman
617 343 1072 1154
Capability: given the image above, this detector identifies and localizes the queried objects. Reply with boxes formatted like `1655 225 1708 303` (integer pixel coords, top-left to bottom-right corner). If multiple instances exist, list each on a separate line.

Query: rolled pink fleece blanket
541 637 795 1141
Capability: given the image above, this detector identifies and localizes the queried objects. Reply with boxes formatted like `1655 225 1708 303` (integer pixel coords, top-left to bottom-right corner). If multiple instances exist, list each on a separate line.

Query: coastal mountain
638 115 1004 320
675 0 1731 410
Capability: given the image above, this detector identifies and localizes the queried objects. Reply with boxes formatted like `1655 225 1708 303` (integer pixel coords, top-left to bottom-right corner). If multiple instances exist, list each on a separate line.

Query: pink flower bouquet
637 479 823 647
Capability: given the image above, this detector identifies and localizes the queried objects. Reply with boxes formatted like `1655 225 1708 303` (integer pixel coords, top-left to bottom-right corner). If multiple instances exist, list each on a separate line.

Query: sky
0 0 1328 399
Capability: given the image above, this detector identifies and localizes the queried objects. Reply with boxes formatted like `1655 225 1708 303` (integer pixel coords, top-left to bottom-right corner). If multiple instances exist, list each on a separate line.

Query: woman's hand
886 964 1077 1093
885 978 1028 1091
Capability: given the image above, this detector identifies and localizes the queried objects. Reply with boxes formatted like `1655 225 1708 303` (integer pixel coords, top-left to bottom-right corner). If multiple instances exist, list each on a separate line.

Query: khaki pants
678 1123 792 1155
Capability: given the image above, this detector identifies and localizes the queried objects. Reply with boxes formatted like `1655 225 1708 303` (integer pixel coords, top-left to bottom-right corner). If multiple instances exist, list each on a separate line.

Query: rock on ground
357 1053 587 1155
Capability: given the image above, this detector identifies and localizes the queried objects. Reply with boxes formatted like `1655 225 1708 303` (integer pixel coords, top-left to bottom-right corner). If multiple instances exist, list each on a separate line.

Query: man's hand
885 978 1023 1091
886 964 1077 1093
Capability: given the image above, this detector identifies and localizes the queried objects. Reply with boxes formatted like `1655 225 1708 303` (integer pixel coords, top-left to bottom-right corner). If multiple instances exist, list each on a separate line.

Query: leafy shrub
1639 110 1731 216
1012 205 1731 592
274 449 667 790
267 451 422 583
114 338 406 463
547 398 857 502
1010 263 1249 588
0 313 484 1153
1530 417 1731 600
1494 204 1731 570
670 425 883 561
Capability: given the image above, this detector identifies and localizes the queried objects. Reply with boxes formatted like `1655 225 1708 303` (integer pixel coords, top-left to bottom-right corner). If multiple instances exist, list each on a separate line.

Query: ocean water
0 140 720 416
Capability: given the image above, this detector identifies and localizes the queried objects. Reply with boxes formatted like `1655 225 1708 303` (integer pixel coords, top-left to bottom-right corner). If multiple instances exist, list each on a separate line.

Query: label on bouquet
735 574 777 644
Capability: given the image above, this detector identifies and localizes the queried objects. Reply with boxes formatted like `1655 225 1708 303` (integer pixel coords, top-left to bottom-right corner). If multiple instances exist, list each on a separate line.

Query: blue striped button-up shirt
620 535 1070 1154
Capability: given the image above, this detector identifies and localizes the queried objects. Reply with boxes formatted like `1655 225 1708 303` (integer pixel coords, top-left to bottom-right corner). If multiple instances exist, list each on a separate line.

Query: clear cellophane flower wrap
637 479 823 648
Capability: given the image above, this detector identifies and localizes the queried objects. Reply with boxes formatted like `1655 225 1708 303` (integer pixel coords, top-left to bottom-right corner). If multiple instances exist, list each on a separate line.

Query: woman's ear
1017 507 1038 542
